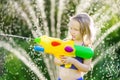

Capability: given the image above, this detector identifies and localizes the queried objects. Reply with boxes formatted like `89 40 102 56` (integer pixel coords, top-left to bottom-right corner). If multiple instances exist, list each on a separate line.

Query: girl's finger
61 56 67 59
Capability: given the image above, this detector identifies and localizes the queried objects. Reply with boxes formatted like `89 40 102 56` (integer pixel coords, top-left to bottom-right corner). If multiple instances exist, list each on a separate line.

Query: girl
54 13 95 80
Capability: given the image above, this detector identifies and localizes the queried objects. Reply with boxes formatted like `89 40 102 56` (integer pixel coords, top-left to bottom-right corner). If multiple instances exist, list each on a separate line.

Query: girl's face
68 20 82 41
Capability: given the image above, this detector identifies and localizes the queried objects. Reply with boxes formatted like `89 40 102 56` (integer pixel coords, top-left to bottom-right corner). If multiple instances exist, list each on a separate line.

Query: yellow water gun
34 35 94 68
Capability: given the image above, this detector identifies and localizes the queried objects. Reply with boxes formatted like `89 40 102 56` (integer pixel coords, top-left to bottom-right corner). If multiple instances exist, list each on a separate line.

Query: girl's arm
61 56 92 72
72 58 92 72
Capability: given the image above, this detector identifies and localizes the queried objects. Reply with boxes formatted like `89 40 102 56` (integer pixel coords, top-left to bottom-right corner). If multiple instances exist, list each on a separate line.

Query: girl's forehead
68 19 80 28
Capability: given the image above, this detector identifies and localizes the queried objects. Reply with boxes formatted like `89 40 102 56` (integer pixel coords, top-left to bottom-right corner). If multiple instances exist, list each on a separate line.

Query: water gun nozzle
34 37 41 43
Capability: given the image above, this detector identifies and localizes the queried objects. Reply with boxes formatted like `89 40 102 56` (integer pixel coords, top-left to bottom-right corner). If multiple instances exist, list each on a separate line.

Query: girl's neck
74 39 84 45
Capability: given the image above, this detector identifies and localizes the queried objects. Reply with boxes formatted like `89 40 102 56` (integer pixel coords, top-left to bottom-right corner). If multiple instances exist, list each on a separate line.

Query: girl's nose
71 31 75 34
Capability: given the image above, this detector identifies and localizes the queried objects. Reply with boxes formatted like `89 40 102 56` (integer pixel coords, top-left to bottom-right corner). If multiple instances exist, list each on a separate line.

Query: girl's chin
72 38 76 40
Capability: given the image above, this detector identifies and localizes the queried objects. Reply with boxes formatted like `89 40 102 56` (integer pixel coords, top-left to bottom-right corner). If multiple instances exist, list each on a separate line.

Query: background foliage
0 0 120 80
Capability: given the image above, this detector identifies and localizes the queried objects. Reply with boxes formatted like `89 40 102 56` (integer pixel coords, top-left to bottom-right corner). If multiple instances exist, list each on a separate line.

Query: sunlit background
0 0 120 80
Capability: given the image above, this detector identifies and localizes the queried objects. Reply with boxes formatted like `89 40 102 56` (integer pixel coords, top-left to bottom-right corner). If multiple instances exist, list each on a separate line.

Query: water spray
0 33 33 41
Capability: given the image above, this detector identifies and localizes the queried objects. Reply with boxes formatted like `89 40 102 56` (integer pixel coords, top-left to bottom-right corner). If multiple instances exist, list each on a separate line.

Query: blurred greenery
0 53 35 80
0 0 120 80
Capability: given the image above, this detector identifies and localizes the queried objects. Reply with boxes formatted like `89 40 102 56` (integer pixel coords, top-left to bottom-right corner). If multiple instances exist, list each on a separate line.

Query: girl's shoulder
83 40 93 47
82 42 93 51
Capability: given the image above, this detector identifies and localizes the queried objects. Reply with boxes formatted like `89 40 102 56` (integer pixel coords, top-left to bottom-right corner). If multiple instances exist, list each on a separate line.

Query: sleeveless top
60 42 84 70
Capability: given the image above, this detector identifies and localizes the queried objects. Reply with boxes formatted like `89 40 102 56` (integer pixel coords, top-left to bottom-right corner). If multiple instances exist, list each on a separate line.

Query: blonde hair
67 13 95 46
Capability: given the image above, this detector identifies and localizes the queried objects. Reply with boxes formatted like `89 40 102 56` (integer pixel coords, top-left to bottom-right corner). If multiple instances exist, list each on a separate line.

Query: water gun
34 35 94 68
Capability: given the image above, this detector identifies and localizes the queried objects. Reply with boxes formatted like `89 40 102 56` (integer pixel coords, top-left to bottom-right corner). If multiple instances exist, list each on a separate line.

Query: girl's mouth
72 35 75 39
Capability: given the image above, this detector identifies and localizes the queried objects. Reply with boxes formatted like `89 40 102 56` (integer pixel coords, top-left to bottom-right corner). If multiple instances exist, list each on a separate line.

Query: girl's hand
54 57 63 65
60 56 75 64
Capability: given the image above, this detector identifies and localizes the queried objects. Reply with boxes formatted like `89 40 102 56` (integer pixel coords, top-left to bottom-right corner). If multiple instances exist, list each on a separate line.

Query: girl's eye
74 28 79 31
70 26 79 31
